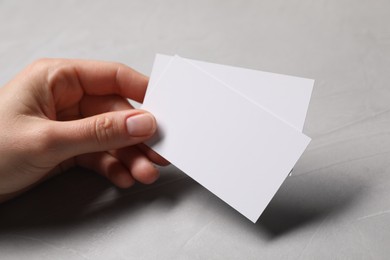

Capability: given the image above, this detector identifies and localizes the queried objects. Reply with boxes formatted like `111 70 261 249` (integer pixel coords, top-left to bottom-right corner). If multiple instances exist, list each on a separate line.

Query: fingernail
126 113 155 136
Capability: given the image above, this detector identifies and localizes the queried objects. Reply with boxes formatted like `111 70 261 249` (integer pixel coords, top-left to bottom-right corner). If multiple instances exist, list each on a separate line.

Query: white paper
146 54 314 131
142 55 312 222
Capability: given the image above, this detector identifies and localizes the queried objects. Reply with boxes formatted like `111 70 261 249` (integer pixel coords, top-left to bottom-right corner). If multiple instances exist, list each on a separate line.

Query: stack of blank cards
142 54 314 222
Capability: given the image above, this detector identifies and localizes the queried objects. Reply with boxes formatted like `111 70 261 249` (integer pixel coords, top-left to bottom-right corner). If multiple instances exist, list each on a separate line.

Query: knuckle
93 116 117 145
24 58 53 79
46 61 70 84
44 60 83 98
29 58 74 88
29 58 58 75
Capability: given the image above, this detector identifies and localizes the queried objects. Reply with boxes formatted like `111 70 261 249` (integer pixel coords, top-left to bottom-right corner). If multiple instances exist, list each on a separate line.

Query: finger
76 152 135 188
110 146 159 184
31 58 149 104
79 95 169 166
137 143 170 166
71 59 149 102
48 109 156 159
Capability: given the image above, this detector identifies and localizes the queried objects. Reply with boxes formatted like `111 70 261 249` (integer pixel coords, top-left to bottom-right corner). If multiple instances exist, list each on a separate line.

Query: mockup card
141 54 313 222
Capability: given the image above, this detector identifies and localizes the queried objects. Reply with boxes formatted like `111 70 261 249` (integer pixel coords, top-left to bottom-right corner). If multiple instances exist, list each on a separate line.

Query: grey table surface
0 0 389 259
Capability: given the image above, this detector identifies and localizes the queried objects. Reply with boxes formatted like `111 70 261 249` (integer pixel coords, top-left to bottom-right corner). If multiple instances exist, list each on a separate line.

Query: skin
0 58 169 203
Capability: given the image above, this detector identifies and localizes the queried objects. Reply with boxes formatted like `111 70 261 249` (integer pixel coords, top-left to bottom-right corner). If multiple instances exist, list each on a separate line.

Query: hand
0 58 169 203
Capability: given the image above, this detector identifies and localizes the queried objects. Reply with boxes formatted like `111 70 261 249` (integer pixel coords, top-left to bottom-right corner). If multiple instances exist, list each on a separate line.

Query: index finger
74 59 149 102
42 58 149 103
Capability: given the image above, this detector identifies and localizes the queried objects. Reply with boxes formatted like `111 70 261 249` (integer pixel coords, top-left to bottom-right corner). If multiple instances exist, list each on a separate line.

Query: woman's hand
0 58 168 203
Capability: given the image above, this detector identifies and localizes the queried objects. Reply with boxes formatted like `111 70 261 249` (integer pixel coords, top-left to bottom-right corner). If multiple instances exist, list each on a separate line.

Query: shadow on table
255 171 365 239
0 165 193 232
0 165 366 241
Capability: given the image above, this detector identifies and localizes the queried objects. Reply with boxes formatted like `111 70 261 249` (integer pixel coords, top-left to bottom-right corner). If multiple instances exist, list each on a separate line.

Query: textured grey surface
0 0 390 259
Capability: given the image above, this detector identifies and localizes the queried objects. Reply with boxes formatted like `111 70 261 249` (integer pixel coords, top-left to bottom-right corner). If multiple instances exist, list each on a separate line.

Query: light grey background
0 0 389 259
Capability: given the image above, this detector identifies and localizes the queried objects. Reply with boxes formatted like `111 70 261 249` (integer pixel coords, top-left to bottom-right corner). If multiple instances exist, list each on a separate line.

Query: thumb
50 109 156 158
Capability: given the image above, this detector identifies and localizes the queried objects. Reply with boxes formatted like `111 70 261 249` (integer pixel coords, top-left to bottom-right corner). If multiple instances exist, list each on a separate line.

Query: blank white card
142 54 313 222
